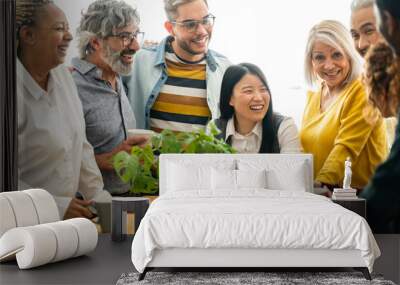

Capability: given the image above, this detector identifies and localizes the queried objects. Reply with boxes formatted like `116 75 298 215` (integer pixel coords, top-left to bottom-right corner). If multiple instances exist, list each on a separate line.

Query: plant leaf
112 151 139 183
115 126 235 195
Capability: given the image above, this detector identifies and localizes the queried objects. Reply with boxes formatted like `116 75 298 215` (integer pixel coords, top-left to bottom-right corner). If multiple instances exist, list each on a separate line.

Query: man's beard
176 34 211 57
103 44 135 75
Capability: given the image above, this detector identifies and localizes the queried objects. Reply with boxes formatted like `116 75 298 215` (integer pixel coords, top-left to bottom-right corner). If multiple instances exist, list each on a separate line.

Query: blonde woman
300 20 387 193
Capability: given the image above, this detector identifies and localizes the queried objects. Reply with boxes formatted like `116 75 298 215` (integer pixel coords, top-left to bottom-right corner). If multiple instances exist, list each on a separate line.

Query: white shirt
225 117 302 153
226 119 262 153
17 59 111 218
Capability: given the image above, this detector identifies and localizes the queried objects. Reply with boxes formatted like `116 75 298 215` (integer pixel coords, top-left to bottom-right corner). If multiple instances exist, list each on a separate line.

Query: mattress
131 190 380 273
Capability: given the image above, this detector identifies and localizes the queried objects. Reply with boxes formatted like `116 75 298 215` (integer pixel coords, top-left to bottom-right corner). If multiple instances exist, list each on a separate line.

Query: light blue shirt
123 36 232 129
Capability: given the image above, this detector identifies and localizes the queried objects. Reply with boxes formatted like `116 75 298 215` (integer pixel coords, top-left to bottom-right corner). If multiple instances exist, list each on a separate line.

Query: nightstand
111 197 150 242
332 197 366 219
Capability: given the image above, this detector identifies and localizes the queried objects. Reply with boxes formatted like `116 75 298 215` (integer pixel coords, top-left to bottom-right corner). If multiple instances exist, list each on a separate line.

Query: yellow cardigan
300 79 388 189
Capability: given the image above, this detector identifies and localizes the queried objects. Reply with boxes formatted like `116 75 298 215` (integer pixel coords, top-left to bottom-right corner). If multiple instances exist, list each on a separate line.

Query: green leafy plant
113 122 236 195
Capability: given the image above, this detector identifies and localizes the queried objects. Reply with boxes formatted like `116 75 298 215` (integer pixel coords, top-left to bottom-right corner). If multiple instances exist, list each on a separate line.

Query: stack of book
332 188 357 200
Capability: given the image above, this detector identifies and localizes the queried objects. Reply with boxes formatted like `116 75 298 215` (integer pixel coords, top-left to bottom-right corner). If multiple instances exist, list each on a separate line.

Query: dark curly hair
16 0 53 53
363 42 400 117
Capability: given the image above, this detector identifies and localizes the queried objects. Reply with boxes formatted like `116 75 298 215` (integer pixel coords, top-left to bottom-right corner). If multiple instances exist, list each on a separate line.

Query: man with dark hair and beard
360 0 400 233
71 0 147 195
125 0 231 132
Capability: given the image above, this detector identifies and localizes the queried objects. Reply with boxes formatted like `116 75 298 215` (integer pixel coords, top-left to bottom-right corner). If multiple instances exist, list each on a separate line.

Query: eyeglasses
109 31 145 46
170 14 215 33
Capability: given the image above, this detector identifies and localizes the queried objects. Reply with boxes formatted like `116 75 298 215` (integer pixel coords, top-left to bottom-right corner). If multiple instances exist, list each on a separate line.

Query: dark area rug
116 271 396 285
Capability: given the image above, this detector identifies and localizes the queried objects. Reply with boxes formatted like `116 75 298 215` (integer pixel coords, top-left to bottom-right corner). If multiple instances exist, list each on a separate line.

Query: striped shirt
149 43 211 133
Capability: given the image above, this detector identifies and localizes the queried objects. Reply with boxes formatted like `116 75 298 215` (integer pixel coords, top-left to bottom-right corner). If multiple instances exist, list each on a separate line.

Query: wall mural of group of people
16 0 400 233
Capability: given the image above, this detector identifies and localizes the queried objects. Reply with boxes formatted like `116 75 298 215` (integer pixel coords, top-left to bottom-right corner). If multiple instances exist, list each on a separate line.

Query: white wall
55 0 353 126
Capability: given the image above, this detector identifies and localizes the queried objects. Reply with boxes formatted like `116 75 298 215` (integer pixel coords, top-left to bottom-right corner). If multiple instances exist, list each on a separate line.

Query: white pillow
237 159 307 191
236 169 267 189
211 169 268 191
266 165 306 191
211 168 236 190
167 159 236 192
167 163 211 191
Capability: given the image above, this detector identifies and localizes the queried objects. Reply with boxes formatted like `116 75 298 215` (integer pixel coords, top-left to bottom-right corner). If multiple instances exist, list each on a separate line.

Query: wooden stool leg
111 201 123 241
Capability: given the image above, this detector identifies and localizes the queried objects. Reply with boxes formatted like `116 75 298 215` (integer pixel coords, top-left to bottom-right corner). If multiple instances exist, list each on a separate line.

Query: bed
131 154 380 280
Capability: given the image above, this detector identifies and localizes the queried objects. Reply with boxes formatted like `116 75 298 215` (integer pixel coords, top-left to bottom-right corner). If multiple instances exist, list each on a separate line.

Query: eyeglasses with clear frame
170 14 216 33
109 31 145 46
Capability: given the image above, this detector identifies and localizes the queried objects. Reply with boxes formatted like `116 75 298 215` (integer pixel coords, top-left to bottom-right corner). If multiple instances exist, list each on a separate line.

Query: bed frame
140 248 371 280
138 154 372 281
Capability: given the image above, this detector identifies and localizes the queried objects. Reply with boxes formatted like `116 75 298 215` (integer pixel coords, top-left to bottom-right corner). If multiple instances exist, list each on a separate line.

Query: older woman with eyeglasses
17 0 111 219
300 20 388 194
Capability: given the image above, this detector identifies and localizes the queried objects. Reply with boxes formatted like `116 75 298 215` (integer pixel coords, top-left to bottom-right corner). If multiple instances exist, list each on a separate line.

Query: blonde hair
304 20 362 88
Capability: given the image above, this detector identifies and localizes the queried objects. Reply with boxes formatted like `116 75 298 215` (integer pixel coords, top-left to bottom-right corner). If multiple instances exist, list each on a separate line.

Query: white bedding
131 190 380 273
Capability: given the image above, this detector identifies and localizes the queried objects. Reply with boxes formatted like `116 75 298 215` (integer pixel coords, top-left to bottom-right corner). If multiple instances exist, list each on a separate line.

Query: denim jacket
123 36 232 129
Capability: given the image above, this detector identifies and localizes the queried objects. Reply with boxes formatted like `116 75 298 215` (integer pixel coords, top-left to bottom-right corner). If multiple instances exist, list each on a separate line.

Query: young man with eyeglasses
71 0 147 195
125 0 231 132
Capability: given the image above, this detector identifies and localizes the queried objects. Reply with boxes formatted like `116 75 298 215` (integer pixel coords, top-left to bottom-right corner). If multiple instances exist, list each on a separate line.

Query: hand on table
313 181 332 198
63 198 95 220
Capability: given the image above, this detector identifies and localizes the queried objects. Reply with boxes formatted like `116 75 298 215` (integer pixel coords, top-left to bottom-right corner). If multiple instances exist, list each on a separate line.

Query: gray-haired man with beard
72 0 147 195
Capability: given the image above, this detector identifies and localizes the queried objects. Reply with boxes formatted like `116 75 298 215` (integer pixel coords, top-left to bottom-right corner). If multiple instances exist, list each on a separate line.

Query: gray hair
16 0 53 52
164 0 208 21
77 0 140 58
351 0 374 13
304 20 363 88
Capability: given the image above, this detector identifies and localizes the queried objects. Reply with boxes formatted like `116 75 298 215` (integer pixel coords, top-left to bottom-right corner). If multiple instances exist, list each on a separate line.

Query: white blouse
225 116 302 153
17 59 110 218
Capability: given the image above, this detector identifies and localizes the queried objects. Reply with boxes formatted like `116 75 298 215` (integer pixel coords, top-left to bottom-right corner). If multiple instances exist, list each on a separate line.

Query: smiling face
28 4 72 68
167 0 212 62
100 22 140 75
351 6 383 57
229 74 270 127
311 41 351 90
